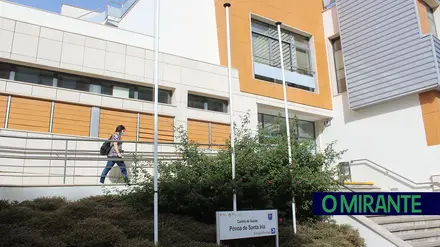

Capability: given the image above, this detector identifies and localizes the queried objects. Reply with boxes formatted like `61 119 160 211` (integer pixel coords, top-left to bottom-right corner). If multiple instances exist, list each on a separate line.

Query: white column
224 2 237 212
276 21 292 165
153 0 160 245
276 21 296 234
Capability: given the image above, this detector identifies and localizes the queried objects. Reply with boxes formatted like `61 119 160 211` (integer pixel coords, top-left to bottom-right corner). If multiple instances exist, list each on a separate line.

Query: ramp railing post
63 140 68 184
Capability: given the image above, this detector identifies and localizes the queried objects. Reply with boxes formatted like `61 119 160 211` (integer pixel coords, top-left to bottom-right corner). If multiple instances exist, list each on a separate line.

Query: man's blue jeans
100 160 129 184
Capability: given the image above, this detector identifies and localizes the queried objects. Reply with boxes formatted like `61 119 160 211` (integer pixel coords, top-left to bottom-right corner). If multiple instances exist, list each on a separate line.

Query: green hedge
0 197 365 247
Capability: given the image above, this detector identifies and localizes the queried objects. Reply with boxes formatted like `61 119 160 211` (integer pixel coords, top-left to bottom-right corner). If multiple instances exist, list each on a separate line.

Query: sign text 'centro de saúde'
216 210 278 241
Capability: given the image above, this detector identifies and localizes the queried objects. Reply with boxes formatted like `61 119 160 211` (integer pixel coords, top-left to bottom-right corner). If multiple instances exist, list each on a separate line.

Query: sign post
216 210 279 247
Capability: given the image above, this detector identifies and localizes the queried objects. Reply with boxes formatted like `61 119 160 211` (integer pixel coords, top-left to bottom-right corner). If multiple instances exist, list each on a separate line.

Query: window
58 74 90 92
137 86 153 101
251 19 315 92
188 94 228 113
0 63 11 80
14 65 53 86
158 89 172 104
0 62 173 104
425 3 438 36
332 37 346 93
258 113 316 144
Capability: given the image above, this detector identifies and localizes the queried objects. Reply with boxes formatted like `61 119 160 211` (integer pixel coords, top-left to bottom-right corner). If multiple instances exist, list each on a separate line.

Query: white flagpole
276 21 296 234
224 2 237 212
153 0 160 244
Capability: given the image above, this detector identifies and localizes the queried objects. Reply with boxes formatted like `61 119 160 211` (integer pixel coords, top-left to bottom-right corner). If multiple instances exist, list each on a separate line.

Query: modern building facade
322 0 440 192
1 0 440 194
0 0 329 186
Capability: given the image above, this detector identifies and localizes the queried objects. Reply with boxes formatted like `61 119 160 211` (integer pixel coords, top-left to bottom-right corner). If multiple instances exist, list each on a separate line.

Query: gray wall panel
336 0 439 109
342 14 418 51
351 79 438 107
350 68 439 98
348 50 434 82
343 28 421 60
345 39 431 73
340 1 410 33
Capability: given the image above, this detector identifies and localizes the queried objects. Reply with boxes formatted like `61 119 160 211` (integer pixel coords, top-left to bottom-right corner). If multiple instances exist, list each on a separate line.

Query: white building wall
318 94 440 191
60 5 101 20
117 0 220 64
321 6 440 192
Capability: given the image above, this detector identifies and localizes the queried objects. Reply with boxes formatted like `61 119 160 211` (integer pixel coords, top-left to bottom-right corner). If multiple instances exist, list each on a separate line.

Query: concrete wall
117 0 220 65
333 216 411 247
60 4 103 21
0 17 238 127
0 1 155 50
319 93 440 191
0 185 123 202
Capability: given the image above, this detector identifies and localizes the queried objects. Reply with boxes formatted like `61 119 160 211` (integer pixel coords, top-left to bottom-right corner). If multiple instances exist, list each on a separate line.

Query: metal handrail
350 159 436 188
0 134 227 186
0 134 226 147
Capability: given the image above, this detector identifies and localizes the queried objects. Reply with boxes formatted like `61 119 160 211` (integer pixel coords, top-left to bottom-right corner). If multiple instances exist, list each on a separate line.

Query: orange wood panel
0 95 7 126
8 96 51 132
99 108 137 141
52 102 91 137
214 0 333 110
187 119 209 144
211 122 230 145
419 91 440 146
139 114 174 142
417 0 430 35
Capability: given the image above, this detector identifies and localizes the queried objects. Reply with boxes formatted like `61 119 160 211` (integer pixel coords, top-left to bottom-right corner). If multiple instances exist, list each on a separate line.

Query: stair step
340 188 382 192
412 240 440 247
385 221 440 233
370 216 440 225
397 229 440 241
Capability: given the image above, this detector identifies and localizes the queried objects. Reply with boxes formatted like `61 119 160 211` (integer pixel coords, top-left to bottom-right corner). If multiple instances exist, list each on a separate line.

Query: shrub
19 197 66 212
115 238 155 247
0 197 365 247
63 218 124 247
57 198 105 220
0 206 38 224
128 113 344 223
0 226 66 247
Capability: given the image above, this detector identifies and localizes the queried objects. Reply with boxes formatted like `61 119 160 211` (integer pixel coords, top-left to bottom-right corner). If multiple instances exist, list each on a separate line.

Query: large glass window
188 94 228 113
332 37 346 93
251 19 314 92
0 62 173 104
258 113 316 144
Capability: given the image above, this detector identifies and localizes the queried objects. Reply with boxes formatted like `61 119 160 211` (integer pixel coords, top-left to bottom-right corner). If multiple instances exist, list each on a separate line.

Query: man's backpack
100 136 112 155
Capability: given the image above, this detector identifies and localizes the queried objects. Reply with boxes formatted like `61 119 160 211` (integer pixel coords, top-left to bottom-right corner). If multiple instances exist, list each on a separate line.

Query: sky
9 0 108 13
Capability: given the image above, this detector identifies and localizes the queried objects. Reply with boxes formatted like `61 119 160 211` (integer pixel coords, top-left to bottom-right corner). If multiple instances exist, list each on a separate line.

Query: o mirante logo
312 192 440 215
